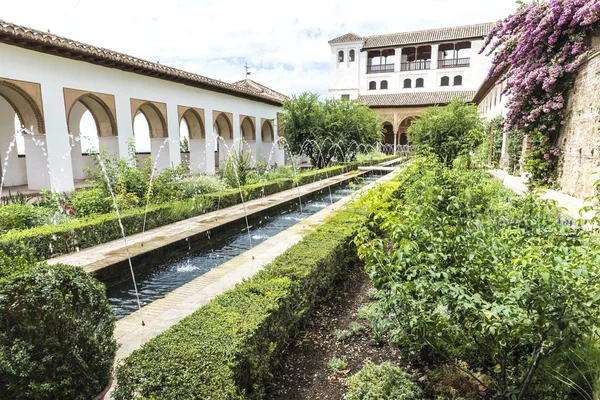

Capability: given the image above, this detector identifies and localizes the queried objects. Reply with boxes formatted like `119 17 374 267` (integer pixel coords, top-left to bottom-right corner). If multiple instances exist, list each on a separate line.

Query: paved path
489 169 596 221
49 170 365 273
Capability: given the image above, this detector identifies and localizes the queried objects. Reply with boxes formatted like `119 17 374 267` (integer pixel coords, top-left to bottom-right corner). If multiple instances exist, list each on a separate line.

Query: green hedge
0 156 397 260
114 199 372 399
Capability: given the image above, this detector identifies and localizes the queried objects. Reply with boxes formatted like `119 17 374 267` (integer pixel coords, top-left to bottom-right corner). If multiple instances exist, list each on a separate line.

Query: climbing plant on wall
481 0 600 187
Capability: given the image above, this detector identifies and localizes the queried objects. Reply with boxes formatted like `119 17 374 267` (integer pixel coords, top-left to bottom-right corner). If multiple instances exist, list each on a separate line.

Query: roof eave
361 35 488 51
0 32 283 107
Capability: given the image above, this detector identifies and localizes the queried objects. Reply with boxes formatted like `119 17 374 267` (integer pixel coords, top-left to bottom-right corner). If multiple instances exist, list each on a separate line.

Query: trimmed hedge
0 156 397 260
114 197 373 399
0 262 116 400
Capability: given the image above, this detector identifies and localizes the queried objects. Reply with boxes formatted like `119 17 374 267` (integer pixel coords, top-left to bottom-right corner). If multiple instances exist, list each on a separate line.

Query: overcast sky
3 0 518 98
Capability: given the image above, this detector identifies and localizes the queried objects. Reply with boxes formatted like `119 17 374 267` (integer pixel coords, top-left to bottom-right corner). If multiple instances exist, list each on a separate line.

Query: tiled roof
362 22 495 49
328 32 364 44
0 20 284 106
358 90 475 107
231 79 287 102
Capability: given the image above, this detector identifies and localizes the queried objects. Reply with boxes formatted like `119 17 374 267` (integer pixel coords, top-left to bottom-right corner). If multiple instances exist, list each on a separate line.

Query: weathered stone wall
556 35 600 198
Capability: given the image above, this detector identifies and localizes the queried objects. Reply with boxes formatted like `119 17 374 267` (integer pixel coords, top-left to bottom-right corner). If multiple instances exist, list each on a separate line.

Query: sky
3 0 518 151
2 0 518 97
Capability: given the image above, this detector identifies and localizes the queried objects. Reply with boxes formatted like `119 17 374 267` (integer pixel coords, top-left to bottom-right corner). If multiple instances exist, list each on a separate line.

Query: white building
0 19 286 193
328 23 494 146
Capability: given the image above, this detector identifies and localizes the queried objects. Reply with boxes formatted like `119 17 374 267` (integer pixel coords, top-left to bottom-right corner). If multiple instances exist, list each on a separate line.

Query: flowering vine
481 0 600 186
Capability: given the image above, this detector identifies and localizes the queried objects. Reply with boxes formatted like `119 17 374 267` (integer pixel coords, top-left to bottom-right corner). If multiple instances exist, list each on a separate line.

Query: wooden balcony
400 60 431 71
367 64 395 74
437 58 471 68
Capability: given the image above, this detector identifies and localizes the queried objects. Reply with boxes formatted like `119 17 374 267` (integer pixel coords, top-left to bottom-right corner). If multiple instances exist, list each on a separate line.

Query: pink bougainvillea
482 0 600 135
481 0 600 186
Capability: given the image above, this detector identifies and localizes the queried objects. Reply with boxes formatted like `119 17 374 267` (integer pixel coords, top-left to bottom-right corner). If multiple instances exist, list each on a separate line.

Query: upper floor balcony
438 57 471 68
366 41 472 74
367 64 395 73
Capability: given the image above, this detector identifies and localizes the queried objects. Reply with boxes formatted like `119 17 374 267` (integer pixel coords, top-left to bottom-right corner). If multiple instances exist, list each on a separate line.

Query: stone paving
489 169 597 221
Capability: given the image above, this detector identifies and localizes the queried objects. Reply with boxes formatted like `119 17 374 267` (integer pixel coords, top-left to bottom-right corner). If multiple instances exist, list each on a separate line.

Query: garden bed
0 156 397 260
266 264 406 399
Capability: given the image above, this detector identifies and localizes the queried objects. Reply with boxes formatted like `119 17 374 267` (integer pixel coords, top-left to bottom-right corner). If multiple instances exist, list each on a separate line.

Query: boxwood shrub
114 201 371 399
0 156 397 260
0 262 116 400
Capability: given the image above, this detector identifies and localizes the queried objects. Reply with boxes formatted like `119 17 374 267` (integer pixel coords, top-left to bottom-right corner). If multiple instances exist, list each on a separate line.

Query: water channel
105 172 385 319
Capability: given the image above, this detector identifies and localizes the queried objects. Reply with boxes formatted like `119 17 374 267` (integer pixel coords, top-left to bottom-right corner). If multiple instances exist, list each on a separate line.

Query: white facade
0 42 283 193
328 27 493 100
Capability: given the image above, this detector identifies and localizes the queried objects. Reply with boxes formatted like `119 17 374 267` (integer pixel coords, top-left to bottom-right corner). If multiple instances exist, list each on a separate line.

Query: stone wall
556 35 600 198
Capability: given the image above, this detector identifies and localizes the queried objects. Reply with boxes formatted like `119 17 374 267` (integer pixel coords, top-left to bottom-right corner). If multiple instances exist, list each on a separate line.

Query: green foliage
524 130 560 188
354 158 600 399
508 128 524 175
491 116 504 165
180 136 189 153
346 362 423 400
114 202 367 399
0 263 116 400
222 150 252 188
180 174 227 197
409 99 485 167
328 357 348 374
70 188 112 215
0 204 58 233
0 191 28 206
0 157 395 260
281 93 383 168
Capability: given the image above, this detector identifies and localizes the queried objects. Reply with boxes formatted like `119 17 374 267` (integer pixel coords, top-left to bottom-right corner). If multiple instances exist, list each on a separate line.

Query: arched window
403 79 412 88
441 76 450 86
338 50 344 63
349 49 355 62
380 80 388 90
453 75 463 86
416 78 424 88
369 81 377 90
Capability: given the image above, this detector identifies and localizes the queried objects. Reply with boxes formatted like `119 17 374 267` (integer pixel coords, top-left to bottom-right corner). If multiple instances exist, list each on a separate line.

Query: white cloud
1 0 517 97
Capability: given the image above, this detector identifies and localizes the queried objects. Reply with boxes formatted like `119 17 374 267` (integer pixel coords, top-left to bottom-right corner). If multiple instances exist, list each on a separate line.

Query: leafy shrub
0 204 56 233
146 163 188 203
328 357 348 374
346 362 423 400
114 204 367 399
70 188 112 216
222 150 252 188
427 362 487 400
409 99 485 167
355 158 600 398
0 263 117 400
0 156 397 260
181 174 227 197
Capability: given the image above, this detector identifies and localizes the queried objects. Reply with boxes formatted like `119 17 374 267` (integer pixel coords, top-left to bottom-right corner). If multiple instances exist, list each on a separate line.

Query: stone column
500 129 509 169
232 112 241 152
189 138 205 173
150 137 171 171
166 102 181 167
114 94 133 159
40 85 75 192
204 109 216 174
255 118 263 163
24 135 51 190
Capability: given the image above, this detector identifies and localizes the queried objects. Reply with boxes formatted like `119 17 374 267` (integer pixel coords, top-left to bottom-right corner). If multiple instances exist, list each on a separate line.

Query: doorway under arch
180 108 205 173
213 112 233 169
132 102 169 171
240 116 256 163
261 119 275 164
66 94 118 181
0 80 46 190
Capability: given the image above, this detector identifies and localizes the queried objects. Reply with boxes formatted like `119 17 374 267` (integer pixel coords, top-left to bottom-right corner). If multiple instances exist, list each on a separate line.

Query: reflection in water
107 173 382 318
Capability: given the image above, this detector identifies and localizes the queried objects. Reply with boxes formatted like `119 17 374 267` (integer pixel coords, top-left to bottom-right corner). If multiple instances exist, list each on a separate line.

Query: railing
400 60 431 71
438 58 471 68
367 64 395 74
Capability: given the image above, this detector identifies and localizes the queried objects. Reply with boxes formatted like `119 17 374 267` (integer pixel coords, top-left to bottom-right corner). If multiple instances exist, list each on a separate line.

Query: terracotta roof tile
362 22 495 49
328 32 364 44
358 90 475 107
231 79 287 102
0 20 284 106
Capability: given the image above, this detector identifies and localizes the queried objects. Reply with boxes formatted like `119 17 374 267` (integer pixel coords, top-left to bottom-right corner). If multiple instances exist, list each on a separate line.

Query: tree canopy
409 98 485 167
280 93 383 168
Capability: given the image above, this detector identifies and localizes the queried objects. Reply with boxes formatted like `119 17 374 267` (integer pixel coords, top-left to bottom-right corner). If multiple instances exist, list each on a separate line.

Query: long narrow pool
106 173 384 319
